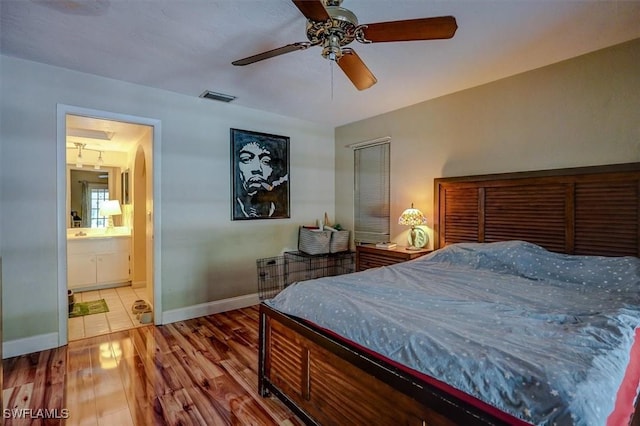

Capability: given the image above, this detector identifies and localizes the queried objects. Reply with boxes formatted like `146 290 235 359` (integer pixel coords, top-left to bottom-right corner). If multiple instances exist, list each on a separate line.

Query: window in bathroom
90 187 109 228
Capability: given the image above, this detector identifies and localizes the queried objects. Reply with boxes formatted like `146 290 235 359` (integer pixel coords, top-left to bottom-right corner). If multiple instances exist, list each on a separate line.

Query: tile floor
68 286 151 341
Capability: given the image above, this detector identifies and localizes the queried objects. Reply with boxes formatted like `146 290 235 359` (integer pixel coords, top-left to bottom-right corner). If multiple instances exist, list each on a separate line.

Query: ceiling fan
232 0 457 91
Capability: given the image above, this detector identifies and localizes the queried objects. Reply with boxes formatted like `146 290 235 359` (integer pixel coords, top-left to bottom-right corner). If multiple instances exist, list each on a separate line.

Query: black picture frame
231 128 290 220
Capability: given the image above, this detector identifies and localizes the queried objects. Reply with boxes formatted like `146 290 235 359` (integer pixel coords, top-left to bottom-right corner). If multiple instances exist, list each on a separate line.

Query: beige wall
0 55 334 345
335 38 640 249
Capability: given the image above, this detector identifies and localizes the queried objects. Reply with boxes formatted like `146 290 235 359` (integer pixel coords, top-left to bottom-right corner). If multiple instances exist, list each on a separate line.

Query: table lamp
99 199 122 230
398 203 428 250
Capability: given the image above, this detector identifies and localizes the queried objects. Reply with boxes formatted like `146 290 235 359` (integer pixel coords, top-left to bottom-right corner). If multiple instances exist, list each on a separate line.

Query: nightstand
356 245 432 271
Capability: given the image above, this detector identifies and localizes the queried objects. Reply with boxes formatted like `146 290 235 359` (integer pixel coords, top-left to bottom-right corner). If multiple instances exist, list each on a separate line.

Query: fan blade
232 42 311 66
337 48 377 91
292 0 330 21
359 16 457 43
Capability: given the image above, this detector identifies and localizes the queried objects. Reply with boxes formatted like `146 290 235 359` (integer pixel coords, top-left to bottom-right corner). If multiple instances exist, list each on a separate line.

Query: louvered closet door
574 180 639 256
484 184 567 252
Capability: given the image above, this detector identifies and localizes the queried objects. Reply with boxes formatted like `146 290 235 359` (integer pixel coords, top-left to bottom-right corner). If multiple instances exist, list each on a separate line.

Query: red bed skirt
608 327 640 425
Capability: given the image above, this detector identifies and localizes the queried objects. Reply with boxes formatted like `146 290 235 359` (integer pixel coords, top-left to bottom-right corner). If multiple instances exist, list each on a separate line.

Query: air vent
199 90 236 103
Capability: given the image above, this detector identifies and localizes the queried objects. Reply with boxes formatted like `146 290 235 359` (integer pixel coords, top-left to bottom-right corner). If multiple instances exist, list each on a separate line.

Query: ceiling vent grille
199 90 236 103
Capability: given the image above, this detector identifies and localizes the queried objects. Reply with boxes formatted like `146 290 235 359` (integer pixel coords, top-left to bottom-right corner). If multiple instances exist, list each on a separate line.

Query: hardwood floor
2 306 303 425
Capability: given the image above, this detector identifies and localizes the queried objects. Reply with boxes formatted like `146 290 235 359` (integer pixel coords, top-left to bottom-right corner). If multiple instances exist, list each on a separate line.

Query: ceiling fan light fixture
199 90 236 103
322 34 343 61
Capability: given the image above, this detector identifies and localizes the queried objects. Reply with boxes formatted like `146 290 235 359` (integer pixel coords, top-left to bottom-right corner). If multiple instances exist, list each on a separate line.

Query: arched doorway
132 145 151 307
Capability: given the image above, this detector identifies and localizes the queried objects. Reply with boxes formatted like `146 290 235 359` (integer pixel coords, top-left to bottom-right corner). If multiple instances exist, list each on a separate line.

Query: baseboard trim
131 280 146 289
161 293 260 325
2 294 261 357
3 332 59 359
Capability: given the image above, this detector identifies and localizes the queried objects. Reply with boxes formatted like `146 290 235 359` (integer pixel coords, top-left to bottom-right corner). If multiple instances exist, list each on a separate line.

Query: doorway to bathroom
57 105 162 344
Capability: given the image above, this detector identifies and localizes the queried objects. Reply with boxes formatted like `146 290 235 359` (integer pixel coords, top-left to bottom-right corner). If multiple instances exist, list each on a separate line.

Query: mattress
266 240 640 425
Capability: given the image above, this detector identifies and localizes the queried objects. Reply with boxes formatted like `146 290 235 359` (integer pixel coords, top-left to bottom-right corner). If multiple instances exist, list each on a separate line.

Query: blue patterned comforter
266 241 640 425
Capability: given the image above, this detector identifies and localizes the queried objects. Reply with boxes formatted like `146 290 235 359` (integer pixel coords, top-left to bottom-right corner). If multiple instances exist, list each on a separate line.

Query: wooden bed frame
259 162 640 425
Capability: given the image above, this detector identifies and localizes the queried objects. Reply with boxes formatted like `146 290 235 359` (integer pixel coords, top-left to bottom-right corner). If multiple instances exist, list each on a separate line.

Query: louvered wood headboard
434 162 640 257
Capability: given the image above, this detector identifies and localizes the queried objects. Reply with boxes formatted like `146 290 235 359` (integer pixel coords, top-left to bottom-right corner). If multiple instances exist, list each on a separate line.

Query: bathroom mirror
69 168 111 228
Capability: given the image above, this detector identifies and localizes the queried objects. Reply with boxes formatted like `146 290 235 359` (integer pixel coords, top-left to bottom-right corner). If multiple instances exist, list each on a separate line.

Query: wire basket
256 256 285 300
257 251 355 300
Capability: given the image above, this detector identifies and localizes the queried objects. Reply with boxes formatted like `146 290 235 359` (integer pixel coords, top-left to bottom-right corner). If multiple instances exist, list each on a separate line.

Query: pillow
428 240 640 290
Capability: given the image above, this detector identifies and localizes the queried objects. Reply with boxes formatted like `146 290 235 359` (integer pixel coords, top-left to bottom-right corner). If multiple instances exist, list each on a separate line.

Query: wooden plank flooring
2 306 303 425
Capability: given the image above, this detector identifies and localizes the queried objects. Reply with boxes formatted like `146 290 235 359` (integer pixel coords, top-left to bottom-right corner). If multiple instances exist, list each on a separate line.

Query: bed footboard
259 303 514 426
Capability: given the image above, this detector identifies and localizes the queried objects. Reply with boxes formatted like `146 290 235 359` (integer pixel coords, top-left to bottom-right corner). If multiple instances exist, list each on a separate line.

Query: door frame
56 104 162 345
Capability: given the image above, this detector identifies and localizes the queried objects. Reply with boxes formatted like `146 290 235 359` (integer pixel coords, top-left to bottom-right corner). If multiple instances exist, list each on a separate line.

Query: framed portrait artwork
230 128 290 220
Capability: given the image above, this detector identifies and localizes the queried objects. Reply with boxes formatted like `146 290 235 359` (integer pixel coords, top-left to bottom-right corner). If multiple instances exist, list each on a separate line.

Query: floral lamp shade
398 203 428 249
398 203 427 226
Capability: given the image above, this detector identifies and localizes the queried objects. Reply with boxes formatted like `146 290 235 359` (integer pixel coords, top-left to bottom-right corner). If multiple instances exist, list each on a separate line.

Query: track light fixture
73 142 104 169
74 143 86 168
94 151 104 170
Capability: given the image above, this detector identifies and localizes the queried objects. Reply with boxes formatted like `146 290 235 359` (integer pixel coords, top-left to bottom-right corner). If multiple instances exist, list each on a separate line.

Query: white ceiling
2 0 640 128
66 115 150 153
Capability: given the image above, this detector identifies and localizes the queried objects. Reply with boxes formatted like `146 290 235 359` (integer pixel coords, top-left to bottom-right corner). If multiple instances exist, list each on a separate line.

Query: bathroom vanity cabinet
68 236 130 290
